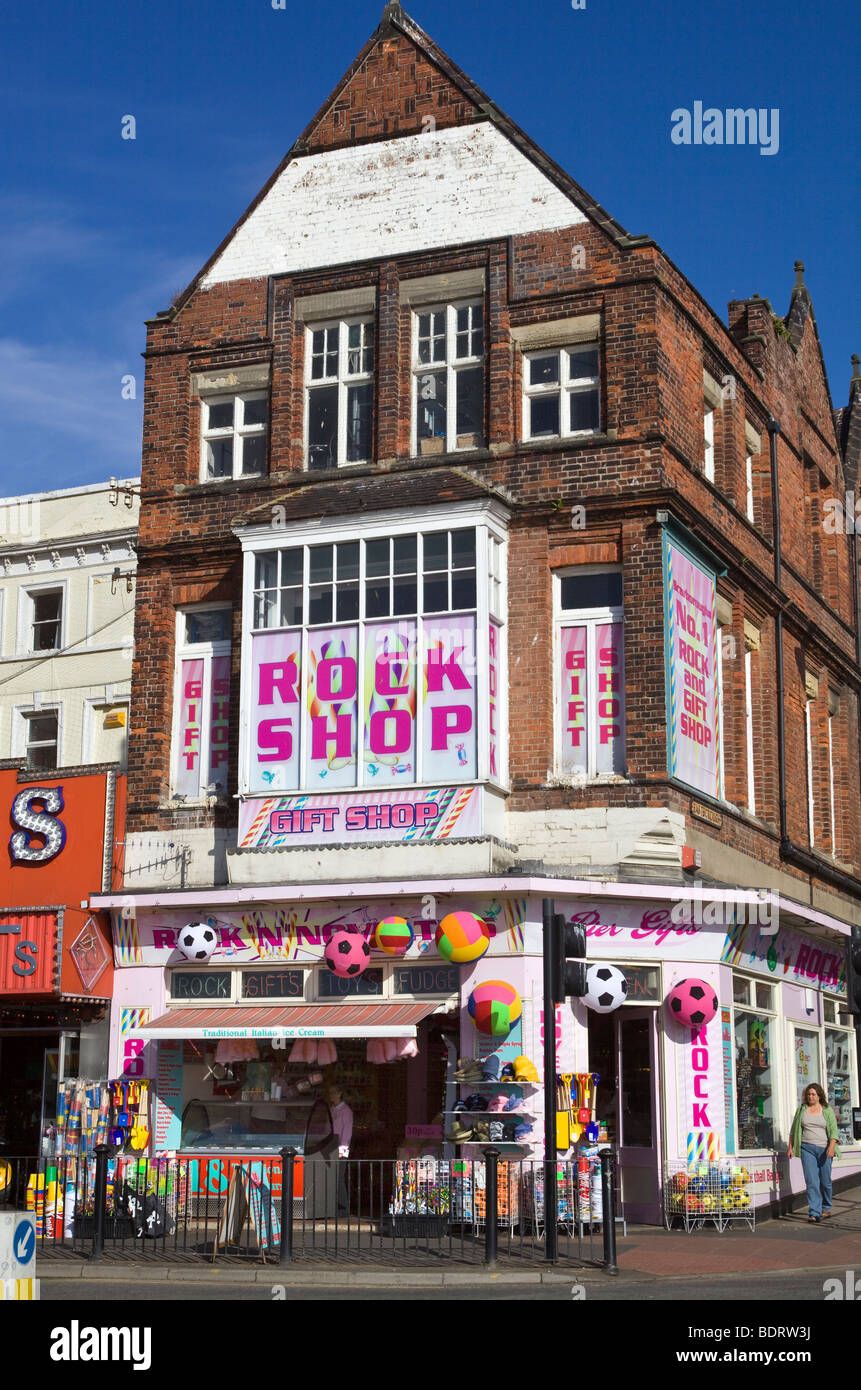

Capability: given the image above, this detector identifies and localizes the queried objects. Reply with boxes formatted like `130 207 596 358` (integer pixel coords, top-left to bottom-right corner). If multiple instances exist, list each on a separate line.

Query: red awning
131 999 442 1040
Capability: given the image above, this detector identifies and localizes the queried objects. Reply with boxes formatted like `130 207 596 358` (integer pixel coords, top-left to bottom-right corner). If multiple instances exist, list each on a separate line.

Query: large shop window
794 1005 857 1147
732 975 776 1150
171 606 232 799
244 517 506 793
555 568 625 778
305 318 374 470
413 301 484 455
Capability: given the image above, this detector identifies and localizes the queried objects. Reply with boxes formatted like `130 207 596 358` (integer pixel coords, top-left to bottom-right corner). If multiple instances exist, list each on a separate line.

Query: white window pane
185 609 231 643
207 401 233 430
568 345 599 380
255 553 277 590
530 394 560 437
206 438 233 478
417 372 447 440
243 397 267 427
569 388 600 432
455 367 483 440
240 433 266 475
308 385 338 469
529 354 560 386
346 383 373 461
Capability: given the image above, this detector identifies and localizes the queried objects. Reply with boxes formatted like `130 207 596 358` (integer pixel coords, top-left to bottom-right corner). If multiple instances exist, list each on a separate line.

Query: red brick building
95 5 860 1221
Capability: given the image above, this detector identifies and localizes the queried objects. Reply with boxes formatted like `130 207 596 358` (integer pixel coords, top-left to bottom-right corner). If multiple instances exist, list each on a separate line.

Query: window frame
170 603 232 801
304 316 375 471
731 969 780 1155
553 565 625 780
411 299 485 457
199 391 268 483
703 405 715 482
15 704 62 771
239 504 508 796
521 341 601 443
20 581 67 656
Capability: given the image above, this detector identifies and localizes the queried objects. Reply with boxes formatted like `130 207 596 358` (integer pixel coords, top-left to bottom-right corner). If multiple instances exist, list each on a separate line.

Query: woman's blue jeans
800 1143 833 1218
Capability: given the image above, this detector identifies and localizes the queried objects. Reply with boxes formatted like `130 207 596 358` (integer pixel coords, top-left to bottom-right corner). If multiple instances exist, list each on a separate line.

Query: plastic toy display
666 978 719 1029
436 911 492 964
583 964 628 1013
467 980 522 1036
177 921 218 962
373 916 414 956
324 929 371 978
664 1159 755 1232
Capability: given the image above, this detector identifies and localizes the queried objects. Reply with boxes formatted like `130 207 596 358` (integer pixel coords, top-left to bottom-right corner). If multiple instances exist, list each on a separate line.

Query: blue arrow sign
14 1219 35 1266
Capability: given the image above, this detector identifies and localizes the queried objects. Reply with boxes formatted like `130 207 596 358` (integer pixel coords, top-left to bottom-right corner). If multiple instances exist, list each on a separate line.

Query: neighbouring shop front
92 879 859 1229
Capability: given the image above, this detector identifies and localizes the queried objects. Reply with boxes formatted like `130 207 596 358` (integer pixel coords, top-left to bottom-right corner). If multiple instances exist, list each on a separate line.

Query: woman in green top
788 1083 840 1223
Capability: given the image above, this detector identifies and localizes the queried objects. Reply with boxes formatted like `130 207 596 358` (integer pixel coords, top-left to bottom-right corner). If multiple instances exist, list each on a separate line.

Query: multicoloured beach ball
666 977 719 1029
325 929 370 979
374 916 414 957
436 911 491 964
467 980 522 1037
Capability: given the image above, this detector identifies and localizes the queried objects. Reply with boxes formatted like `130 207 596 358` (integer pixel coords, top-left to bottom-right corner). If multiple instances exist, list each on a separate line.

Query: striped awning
130 999 440 1041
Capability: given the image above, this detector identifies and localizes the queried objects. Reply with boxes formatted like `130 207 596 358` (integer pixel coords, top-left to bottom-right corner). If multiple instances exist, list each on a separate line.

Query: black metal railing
0 1147 620 1269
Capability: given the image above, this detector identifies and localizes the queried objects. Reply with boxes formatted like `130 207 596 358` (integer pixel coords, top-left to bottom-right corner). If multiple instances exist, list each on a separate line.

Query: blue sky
1 0 858 492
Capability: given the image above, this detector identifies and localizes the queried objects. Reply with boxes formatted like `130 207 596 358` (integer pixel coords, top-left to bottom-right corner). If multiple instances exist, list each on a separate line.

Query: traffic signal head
846 928 861 1016
551 913 587 1003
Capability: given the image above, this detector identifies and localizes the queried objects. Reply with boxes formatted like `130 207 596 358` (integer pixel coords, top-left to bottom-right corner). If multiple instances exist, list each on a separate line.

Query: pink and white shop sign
247 616 477 793
548 901 725 962
663 536 719 799
113 895 531 967
721 918 846 996
238 784 481 848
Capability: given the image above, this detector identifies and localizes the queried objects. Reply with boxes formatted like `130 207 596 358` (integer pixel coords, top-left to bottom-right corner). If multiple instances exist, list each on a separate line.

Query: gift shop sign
721 919 846 996
662 533 720 799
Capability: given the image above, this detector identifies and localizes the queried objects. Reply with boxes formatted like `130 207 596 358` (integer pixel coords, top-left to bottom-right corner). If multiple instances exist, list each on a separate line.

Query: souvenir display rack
663 1159 756 1233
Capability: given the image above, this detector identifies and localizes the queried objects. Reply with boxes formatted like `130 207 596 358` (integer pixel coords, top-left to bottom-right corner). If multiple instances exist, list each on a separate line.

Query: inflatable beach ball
666 978 718 1029
468 980 522 1037
583 964 628 1013
325 929 370 979
374 917 414 957
177 921 218 962
436 912 491 964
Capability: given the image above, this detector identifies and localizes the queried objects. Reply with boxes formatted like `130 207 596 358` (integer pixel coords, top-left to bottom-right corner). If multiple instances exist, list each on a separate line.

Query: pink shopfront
95 879 860 1225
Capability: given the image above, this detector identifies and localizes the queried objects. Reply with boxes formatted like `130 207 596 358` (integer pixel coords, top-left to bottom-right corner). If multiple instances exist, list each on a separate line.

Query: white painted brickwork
201 122 585 286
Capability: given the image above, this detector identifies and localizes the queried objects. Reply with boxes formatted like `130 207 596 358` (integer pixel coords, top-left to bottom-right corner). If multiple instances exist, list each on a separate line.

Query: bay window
242 509 506 794
555 568 625 777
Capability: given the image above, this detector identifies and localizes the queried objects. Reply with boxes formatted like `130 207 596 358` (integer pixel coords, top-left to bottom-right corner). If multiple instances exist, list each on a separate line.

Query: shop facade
94 879 858 1225
0 767 123 1156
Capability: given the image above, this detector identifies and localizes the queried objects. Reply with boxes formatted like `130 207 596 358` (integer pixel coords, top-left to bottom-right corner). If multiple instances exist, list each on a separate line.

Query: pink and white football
325 929 371 979
667 977 718 1029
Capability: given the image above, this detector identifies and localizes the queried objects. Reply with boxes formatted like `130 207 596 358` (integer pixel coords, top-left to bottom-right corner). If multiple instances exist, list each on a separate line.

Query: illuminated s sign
9 787 67 864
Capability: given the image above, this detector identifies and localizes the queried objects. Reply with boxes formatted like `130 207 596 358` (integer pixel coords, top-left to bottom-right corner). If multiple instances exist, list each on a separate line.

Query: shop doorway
587 1007 662 1224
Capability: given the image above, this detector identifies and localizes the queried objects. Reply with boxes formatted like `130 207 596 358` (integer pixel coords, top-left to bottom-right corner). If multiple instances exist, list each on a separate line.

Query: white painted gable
200 122 586 286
